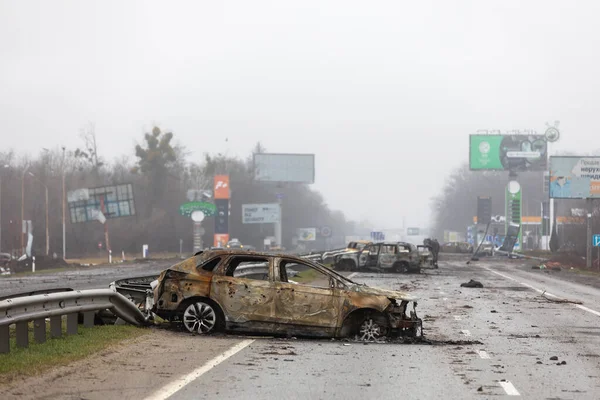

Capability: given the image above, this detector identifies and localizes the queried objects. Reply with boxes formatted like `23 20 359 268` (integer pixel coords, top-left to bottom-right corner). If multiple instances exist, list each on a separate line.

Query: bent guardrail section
0 289 149 354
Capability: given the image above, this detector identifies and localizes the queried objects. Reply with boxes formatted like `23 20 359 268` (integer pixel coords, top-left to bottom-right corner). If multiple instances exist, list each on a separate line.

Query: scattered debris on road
539 291 583 305
460 279 484 288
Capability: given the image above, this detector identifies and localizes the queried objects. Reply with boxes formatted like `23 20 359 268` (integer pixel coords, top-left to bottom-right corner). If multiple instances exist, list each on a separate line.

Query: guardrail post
50 316 62 338
83 311 95 328
33 318 46 343
16 321 29 348
66 313 78 335
0 324 9 354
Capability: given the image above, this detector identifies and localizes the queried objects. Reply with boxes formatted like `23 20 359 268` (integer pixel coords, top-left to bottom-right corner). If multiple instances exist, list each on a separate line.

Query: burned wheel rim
358 318 386 341
183 302 217 334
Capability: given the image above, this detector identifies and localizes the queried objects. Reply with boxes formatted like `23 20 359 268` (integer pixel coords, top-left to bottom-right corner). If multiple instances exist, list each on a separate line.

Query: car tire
355 312 390 342
180 299 224 334
393 262 409 274
338 259 356 271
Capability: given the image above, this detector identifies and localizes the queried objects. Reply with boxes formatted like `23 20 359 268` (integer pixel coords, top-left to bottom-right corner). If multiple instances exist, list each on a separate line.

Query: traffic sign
593 234 600 247
320 226 332 237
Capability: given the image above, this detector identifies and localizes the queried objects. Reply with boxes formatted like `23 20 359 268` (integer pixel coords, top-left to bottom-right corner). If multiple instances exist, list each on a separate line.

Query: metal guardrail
0 289 149 354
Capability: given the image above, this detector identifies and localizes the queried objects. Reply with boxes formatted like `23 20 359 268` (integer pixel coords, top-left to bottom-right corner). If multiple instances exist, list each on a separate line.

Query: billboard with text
470 134 547 171
549 156 600 199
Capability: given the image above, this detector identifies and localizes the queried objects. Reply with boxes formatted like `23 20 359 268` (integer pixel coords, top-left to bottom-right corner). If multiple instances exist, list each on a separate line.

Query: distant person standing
423 238 440 267
432 239 440 267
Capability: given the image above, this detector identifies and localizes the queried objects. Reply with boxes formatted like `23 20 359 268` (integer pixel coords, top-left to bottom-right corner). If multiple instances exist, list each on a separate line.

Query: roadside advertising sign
549 156 600 199
469 135 547 171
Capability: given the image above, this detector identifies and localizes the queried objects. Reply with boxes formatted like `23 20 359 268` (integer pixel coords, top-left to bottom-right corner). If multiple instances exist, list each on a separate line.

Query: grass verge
0 324 149 384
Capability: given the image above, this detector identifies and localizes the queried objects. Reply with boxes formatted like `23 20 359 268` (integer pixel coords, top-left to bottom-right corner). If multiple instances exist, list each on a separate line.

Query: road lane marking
576 304 600 317
439 291 446 294
478 350 490 359
485 268 600 318
453 316 462 321
461 329 471 336
499 380 521 396
347 272 359 280
144 339 255 400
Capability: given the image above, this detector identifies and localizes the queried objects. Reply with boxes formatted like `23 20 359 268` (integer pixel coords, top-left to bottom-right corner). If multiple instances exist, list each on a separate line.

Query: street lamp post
28 172 49 256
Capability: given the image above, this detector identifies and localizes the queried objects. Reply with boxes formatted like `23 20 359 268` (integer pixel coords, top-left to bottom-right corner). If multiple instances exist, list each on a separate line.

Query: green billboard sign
469 134 547 171
179 202 217 217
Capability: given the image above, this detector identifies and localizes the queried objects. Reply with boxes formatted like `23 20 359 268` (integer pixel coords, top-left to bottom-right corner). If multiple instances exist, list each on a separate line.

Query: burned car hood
349 284 417 302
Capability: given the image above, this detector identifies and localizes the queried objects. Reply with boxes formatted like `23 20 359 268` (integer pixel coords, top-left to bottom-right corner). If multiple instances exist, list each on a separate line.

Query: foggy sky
2 0 599 229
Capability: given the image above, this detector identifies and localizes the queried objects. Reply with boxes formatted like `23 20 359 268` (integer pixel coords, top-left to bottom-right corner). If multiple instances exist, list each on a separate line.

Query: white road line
453 316 462 321
144 339 254 400
478 350 490 359
576 304 600 317
347 272 359 280
486 267 600 318
461 329 471 336
439 291 446 295
499 380 521 396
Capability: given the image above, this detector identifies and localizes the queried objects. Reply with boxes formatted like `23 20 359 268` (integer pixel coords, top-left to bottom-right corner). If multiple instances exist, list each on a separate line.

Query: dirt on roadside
0 328 247 400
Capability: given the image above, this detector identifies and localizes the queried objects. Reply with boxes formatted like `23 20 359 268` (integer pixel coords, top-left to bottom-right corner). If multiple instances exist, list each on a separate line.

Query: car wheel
182 300 221 334
357 314 389 342
339 259 356 271
393 262 409 273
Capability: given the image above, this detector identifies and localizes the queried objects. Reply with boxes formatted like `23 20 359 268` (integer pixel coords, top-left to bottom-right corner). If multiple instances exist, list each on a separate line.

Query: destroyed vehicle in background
475 241 494 257
145 249 422 340
416 245 434 267
362 242 422 273
334 242 422 273
321 240 373 265
440 241 473 254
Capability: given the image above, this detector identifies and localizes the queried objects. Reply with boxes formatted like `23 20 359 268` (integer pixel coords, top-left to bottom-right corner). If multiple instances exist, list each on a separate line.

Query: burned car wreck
118 250 422 341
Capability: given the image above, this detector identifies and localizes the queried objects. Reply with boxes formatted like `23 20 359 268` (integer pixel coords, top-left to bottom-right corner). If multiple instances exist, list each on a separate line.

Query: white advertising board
242 203 281 224
254 153 315 184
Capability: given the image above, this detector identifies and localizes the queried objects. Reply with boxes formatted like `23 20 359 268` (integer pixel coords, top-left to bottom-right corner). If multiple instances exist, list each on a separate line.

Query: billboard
549 156 600 199
242 203 281 224
297 228 316 241
214 175 230 199
470 134 547 171
254 153 315 184
68 183 135 224
407 227 420 236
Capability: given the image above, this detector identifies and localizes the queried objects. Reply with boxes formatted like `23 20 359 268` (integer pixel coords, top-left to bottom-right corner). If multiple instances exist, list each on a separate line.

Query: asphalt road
5 256 600 399
155 258 600 400
0 259 173 297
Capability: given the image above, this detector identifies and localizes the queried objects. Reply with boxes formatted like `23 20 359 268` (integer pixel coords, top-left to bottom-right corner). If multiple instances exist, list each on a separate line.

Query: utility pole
28 172 49 256
0 165 6 253
587 199 593 268
20 166 28 253
61 146 66 260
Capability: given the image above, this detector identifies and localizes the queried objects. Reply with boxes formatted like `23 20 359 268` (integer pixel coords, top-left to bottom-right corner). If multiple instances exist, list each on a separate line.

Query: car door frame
210 254 277 331
272 257 344 336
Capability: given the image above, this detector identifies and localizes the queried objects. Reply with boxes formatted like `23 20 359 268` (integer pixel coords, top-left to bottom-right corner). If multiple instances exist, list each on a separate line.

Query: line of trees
0 126 355 258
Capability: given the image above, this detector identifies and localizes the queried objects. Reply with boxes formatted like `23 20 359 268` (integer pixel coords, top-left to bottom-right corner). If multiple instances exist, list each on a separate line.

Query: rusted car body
330 240 373 270
151 250 422 340
362 242 422 273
